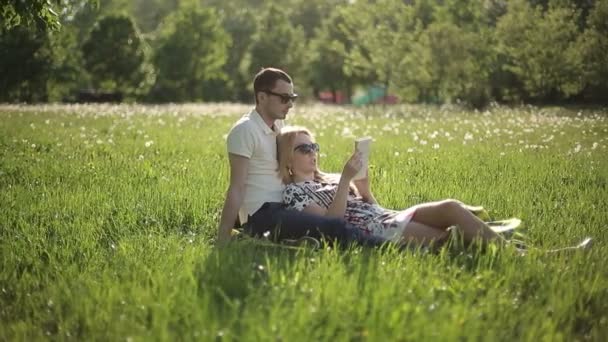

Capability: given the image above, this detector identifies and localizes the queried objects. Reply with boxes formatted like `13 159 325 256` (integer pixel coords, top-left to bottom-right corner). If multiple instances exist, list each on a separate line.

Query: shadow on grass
193 240 311 314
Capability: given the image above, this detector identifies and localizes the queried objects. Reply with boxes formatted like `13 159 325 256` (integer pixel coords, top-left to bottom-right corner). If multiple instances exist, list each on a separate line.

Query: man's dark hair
253 67 292 104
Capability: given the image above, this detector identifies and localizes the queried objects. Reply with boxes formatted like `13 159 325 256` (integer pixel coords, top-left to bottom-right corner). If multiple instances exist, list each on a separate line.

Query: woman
277 126 510 249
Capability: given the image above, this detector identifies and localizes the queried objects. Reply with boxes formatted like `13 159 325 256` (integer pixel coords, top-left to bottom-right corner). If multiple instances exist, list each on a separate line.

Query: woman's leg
410 199 505 245
401 221 450 248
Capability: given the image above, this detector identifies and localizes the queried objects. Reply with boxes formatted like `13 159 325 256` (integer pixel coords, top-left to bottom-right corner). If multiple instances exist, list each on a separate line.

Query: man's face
258 80 295 121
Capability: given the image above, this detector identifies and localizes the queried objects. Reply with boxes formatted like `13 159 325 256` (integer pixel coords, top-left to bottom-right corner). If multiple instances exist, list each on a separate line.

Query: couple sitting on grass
217 67 517 252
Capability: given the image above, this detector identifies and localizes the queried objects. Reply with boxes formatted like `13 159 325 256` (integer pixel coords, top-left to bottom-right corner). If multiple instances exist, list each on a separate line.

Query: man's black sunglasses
263 90 298 104
294 143 320 154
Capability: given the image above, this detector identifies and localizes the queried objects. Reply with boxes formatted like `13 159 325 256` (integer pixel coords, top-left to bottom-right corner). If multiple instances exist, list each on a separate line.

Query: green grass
1 103 607 341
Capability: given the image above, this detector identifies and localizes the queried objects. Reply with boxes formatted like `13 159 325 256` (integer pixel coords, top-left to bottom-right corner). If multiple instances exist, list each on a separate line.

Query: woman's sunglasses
294 143 320 154
264 90 298 104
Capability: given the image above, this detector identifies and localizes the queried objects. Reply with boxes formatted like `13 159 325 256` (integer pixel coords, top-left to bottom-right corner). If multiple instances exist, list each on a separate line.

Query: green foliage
342 0 417 95
46 27 89 102
1 0 102 31
576 0 608 101
1 0 62 30
0 19 87 103
308 8 357 97
240 4 307 96
432 0 487 31
149 5 230 102
82 15 154 98
417 22 494 106
201 0 259 102
131 0 179 33
60 0 126 46
292 0 356 98
288 0 349 40
496 0 584 102
1 0 607 105
341 0 494 107
0 25 53 102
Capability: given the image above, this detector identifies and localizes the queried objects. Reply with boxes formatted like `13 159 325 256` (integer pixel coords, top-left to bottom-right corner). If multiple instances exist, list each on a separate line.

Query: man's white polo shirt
226 109 284 224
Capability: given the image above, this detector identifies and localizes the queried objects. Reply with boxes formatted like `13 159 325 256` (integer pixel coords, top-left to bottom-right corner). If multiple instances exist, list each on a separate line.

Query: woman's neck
292 172 314 183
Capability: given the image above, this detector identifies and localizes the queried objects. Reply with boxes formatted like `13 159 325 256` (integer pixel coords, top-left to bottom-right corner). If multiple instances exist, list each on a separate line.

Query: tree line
1 0 607 107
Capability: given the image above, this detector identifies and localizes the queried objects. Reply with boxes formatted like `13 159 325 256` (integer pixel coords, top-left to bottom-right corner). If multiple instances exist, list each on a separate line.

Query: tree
199 0 259 102
308 8 359 101
288 0 349 40
0 25 53 102
0 12 88 103
62 0 116 39
82 15 154 98
411 22 493 106
2 0 62 30
397 0 495 106
240 4 307 97
496 0 584 102
46 26 89 102
1 0 101 31
149 5 230 102
577 0 608 102
342 0 418 102
131 0 179 33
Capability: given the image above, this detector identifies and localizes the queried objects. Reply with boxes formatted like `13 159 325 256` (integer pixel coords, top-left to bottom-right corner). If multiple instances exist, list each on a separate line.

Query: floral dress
283 180 416 242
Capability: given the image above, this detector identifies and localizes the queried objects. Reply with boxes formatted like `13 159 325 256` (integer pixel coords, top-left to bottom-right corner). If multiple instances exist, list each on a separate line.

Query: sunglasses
263 90 298 104
294 143 320 154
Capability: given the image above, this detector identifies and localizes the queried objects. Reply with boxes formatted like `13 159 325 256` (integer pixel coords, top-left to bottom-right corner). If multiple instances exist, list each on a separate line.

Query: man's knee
438 199 463 214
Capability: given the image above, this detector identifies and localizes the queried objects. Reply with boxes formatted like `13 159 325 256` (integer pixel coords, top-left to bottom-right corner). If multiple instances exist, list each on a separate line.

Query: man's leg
245 202 385 246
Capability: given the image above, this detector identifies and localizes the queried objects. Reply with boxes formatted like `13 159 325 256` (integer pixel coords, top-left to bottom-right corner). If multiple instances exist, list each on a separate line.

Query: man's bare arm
217 154 249 245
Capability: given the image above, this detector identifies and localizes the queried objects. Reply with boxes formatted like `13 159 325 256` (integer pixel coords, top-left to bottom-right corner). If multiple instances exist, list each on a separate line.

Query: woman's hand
341 151 363 181
326 151 362 219
353 170 370 192
353 170 377 204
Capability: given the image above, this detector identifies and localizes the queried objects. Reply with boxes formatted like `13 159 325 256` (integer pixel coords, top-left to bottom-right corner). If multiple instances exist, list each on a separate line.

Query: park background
1 0 608 341
1 0 607 107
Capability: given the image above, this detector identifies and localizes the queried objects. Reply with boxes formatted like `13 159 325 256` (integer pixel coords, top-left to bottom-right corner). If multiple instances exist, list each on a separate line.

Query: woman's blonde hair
277 126 328 184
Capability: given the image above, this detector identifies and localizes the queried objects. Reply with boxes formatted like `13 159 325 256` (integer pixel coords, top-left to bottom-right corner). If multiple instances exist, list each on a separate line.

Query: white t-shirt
226 109 284 223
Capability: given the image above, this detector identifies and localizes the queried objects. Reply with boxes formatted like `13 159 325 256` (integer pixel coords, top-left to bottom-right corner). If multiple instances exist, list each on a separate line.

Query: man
217 67 368 246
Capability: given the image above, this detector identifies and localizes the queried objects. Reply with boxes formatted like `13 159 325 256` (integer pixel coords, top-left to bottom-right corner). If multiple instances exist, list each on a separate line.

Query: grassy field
1 103 607 341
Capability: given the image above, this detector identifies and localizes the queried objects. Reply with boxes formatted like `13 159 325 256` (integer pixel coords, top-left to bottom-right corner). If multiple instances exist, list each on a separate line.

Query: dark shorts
243 202 385 247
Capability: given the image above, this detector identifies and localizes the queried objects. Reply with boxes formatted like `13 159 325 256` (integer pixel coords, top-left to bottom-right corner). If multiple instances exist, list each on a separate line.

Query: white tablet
353 137 372 180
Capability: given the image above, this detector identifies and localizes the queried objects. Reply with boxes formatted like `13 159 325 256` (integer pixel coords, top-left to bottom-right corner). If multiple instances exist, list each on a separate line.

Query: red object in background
318 91 348 104
318 90 398 105
378 94 398 104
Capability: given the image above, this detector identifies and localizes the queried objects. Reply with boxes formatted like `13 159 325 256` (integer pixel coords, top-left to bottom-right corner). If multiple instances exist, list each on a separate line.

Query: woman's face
291 133 318 175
